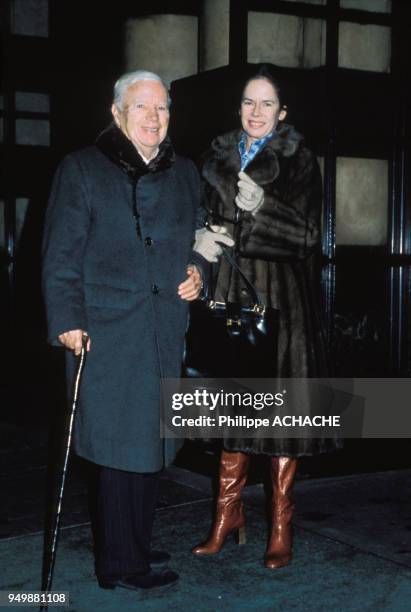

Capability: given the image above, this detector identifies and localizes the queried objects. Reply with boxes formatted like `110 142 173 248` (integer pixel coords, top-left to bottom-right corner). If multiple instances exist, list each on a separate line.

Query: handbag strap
204 223 263 308
220 248 261 307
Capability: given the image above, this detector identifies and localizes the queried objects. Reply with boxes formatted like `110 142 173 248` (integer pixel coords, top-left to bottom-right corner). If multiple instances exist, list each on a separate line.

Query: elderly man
42 70 207 590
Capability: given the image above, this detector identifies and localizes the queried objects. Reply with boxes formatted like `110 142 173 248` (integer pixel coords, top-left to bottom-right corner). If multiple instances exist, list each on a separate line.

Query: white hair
113 70 171 110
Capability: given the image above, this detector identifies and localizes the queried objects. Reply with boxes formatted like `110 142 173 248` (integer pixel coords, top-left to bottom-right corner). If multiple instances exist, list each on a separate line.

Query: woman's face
240 78 286 144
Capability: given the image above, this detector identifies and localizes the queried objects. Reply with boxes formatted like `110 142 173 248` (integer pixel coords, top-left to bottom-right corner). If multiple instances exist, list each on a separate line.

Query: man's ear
111 104 121 127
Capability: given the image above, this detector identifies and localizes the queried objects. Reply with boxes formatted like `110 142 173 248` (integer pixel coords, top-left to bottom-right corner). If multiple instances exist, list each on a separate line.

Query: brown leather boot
264 456 297 569
192 450 250 555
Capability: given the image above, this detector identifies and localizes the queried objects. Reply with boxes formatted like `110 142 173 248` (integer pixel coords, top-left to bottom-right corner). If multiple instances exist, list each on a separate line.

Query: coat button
151 284 159 294
241 288 248 295
145 237 153 246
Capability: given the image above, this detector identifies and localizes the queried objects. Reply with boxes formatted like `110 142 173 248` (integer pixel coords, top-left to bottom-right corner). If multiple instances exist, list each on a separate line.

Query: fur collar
202 122 303 188
96 122 175 181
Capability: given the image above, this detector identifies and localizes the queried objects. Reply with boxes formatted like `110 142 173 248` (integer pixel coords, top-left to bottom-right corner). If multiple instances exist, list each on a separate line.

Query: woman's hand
178 265 203 301
235 171 264 214
193 225 234 262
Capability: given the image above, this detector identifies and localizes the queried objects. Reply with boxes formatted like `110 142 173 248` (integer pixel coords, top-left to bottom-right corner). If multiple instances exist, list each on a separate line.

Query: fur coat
202 123 340 456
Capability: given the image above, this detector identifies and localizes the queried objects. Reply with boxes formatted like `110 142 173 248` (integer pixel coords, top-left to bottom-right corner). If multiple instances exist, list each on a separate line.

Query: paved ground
1 460 410 612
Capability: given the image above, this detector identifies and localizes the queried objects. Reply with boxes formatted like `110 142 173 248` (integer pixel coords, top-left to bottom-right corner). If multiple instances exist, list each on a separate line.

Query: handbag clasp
208 300 225 310
252 304 266 315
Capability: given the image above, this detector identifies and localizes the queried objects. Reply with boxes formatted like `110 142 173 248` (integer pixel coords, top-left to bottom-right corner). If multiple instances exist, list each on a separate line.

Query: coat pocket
84 283 142 310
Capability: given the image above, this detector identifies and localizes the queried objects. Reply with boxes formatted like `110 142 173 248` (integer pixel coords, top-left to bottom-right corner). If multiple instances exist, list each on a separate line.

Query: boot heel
235 525 246 545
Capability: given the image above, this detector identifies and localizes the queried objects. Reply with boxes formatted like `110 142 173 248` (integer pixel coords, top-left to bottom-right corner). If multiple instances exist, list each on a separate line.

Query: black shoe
98 568 179 590
150 550 171 567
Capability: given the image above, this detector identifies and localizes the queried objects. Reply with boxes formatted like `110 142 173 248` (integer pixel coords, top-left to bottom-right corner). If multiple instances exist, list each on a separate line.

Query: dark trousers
92 465 160 579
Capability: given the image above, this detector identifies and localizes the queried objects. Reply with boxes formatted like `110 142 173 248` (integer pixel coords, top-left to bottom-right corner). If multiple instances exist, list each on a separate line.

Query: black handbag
183 250 279 378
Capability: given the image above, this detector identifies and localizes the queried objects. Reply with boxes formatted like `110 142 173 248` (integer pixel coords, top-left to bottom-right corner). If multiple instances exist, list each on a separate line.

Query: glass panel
15 92 50 113
340 0 391 13
124 16 198 85
303 18 326 68
336 157 388 246
200 0 229 71
16 198 30 248
248 12 326 67
12 0 49 37
339 22 390 72
16 119 50 146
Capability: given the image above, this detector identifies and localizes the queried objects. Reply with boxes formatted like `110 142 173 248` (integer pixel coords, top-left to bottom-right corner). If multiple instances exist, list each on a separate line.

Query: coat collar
202 122 303 188
96 122 175 181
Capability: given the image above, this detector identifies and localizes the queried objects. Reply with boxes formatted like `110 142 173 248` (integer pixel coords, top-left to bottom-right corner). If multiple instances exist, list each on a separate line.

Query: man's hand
235 171 264 214
193 225 234 262
58 329 91 355
178 265 203 301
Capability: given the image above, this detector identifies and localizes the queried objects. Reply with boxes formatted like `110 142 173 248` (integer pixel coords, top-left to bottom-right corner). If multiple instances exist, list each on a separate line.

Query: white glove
193 225 234 263
235 171 264 214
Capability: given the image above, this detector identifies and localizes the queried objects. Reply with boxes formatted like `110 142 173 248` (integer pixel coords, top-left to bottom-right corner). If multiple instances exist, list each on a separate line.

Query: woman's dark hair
241 65 285 108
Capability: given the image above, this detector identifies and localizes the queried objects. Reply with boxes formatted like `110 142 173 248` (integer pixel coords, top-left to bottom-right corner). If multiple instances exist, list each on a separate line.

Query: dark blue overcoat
42 125 203 472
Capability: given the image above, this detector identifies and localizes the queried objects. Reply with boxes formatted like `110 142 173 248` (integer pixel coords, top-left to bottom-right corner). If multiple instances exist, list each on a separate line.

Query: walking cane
40 334 88 611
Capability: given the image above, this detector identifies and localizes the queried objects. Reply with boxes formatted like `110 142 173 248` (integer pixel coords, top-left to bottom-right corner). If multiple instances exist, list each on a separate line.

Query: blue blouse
238 130 274 171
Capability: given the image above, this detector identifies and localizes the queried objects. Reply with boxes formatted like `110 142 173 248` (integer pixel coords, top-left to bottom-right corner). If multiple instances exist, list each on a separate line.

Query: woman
193 67 339 569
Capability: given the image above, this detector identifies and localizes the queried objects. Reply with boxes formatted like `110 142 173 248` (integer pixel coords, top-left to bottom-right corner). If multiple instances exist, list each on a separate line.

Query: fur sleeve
238 148 322 261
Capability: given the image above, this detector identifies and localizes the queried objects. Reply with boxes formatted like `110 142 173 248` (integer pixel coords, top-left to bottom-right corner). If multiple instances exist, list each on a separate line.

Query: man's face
112 80 170 159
